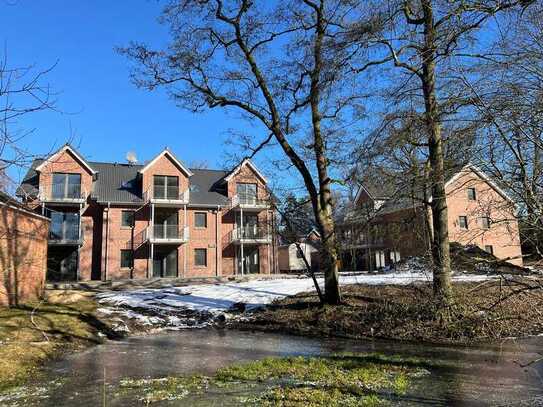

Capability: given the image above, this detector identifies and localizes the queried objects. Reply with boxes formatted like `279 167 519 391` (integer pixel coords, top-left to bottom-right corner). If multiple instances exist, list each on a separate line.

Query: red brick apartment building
17 145 277 282
339 165 523 270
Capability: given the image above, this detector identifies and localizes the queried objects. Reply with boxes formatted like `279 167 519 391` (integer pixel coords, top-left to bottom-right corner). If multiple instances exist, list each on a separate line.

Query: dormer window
467 188 476 201
237 183 257 205
153 175 179 199
52 173 81 199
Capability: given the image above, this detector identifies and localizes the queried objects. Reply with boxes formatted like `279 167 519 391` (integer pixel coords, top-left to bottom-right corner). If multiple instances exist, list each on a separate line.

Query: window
52 173 81 199
467 188 477 201
121 210 135 227
484 245 494 255
50 212 80 241
296 248 304 258
236 183 257 205
458 216 468 230
120 250 133 268
153 175 179 199
480 217 491 230
194 248 207 267
194 212 207 228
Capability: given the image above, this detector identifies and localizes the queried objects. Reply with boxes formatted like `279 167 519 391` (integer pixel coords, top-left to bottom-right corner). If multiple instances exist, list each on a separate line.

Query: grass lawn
235 279 543 343
115 353 432 405
0 299 113 391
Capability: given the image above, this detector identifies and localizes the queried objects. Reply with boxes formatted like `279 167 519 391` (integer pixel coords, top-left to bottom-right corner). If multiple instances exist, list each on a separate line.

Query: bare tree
120 0 381 304
346 0 532 308
0 51 56 192
458 4 543 262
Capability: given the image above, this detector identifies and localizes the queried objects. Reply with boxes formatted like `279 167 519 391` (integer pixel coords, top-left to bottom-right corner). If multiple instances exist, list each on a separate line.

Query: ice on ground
97 272 494 319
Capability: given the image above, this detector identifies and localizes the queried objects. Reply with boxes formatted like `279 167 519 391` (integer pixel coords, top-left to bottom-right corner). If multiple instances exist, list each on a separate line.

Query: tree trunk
421 0 453 307
316 209 341 304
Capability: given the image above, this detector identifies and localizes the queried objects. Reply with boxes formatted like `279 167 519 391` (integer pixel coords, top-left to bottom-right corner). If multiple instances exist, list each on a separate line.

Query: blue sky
3 0 260 183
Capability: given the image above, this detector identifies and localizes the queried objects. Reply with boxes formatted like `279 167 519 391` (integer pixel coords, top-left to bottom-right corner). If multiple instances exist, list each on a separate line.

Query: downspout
216 205 220 276
104 202 110 281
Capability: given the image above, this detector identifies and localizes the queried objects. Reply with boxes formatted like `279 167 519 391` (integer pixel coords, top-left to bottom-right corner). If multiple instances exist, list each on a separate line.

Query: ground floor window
120 249 133 268
195 248 207 267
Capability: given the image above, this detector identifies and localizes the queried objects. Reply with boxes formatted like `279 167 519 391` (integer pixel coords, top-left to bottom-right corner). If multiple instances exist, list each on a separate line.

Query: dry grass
0 300 114 391
237 279 543 343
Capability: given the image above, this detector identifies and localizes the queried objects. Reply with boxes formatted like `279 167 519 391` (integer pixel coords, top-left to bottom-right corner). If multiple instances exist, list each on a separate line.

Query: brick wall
141 153 190 198
38 149 93 198
0 203 49 307
445 170 523 265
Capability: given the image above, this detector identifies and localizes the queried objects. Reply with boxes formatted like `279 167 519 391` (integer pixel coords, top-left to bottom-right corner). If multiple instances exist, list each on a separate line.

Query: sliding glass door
153 248 178 278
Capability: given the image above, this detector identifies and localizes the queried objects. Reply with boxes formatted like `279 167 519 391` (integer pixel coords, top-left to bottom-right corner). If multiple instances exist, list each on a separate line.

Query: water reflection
25 330 543 405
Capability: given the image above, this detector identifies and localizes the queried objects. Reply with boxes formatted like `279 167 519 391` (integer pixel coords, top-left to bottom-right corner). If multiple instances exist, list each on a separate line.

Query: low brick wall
0 202 49 307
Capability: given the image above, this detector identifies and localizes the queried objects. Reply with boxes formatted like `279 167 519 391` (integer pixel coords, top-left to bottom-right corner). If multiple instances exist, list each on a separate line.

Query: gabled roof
139 149 193 177
224 158 267 184
35 144 96 175
445 164 515 204
19 159 231 206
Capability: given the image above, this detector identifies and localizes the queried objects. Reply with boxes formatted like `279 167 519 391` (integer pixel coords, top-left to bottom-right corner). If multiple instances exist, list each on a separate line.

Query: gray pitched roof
18 159 231 206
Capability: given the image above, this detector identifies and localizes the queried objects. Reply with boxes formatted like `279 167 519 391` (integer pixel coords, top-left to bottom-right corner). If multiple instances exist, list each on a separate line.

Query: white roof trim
35 145 96 174
139 149 193 177
224 159 267 183
306 228 321 238
354 183 374 204
445 164 515 204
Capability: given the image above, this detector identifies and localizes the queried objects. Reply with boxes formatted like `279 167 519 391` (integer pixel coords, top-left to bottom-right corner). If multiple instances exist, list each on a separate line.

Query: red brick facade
26 146 277 281
0 201 49 306
343 166 523 268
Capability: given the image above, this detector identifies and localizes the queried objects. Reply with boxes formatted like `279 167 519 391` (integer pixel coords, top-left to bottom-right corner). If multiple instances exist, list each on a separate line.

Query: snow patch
97 272 497 331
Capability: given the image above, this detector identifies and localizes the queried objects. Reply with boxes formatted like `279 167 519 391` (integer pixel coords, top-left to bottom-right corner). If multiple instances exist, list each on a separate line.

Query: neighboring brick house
17 144 277 282
339 164 523 270
0 192 49 306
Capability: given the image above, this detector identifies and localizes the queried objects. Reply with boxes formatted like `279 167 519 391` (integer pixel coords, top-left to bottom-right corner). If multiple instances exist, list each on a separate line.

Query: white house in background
278 230 321 273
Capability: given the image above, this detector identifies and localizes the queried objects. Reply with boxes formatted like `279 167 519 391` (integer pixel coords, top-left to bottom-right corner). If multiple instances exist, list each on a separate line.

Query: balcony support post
240 207 244 276
77 202 82 281
150 203 155 278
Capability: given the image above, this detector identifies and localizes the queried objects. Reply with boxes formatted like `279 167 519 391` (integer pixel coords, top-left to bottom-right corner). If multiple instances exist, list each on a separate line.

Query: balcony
226 226 271 245
230 194 270 211
144 186 190 206
48 223 83 245
39 184 87 204
147 224 189 244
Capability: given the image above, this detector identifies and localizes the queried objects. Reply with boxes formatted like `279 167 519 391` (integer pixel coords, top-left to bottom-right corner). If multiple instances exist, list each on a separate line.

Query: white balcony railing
146 224 189 243
39 184 87 203
230 194 270 210
144 186 190 205
227 226 271 245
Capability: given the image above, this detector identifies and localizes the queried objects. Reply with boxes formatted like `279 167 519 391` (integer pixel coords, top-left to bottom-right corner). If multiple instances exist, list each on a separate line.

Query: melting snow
97 272 495 323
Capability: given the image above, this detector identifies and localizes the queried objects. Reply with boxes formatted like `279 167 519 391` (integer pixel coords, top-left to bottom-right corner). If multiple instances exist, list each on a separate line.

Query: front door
47 247 78 281
237 246 260 274
153 248 178 278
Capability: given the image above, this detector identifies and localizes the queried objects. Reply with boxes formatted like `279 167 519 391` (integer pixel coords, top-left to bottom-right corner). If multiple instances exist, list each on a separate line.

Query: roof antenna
126 151 138 165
